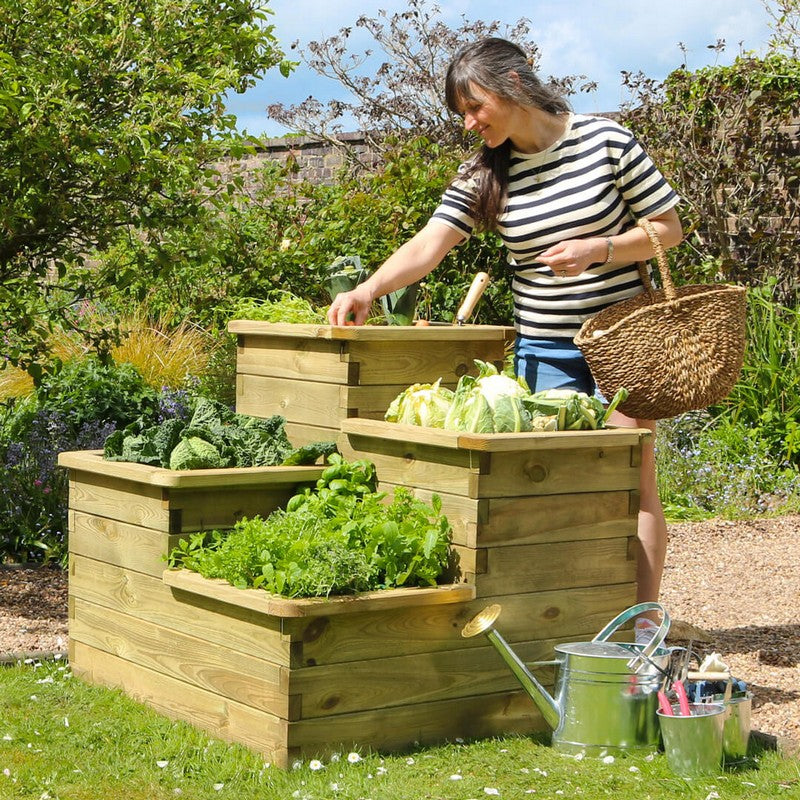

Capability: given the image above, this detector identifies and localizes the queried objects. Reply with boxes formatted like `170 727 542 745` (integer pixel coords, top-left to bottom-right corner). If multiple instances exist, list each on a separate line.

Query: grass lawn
1 658 797 799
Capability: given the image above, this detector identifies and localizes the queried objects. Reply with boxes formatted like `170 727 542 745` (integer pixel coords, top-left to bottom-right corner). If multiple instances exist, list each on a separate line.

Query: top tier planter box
229 321 515 445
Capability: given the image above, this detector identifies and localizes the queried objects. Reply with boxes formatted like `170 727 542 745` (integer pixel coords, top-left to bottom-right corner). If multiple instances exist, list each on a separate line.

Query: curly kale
103 397 337 470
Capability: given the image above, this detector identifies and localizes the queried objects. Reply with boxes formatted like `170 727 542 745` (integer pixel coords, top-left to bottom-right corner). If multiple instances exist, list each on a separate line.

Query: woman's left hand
537 237 606 278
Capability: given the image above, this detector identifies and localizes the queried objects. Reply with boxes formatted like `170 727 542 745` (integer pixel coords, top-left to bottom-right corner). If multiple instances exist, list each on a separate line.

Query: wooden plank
59 449 325 489
476 447 640 498
475 537 637 597
378 487 637 548
284 422 342 448
476 491 637 545
346 438 638 499
344 436 480 497
340 418 650 452
228 320 514 342
236 373 342 428
450 544 484 578
66 471 309 534
162 569 476 619
287 690 546 756
290 638 559 719
237 374 442 424
236 336 351 383
68 472 167 530
343 340 505 385
235 337 507 386
285 582 637 666
342 383 435 420
457 428 651 452
70 597 292 717
70 641 291 766
166 484 303 533
69 555 290 665
69 510 181 577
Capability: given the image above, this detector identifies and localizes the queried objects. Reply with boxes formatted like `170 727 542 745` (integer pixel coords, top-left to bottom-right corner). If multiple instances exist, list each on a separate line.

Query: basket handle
636 217 677 301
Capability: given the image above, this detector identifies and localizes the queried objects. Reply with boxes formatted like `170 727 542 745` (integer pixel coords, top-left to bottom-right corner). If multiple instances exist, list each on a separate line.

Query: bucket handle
591 602 670 671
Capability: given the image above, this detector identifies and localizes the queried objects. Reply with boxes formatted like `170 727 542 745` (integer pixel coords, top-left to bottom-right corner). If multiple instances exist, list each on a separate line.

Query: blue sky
226 0 777 138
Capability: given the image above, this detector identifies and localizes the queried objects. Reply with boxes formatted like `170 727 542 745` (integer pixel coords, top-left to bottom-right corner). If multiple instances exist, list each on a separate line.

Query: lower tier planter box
230 321 515 446
70 560 580 767
61 418 650 766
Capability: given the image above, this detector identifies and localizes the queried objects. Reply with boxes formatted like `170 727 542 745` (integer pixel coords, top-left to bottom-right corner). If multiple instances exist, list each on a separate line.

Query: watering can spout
461 604 561 731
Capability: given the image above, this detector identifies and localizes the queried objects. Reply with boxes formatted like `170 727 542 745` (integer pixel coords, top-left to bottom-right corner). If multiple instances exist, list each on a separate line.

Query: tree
266 0 596 164
0 0 289 375
618 1 800 299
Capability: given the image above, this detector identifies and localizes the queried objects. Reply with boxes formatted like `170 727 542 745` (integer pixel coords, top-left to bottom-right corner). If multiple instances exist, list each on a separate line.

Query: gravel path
2 515 798 752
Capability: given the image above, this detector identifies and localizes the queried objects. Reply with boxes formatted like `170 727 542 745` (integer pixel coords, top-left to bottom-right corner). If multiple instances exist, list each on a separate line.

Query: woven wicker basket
574 219 747 420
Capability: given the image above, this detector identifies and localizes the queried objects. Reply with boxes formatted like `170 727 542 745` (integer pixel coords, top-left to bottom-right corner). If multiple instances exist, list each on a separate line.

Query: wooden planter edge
340 418 652 452
57 450 327 489
162 569 477 618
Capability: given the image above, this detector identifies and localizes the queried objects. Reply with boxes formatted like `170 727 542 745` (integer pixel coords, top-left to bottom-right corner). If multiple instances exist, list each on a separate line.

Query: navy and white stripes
430 114 679 338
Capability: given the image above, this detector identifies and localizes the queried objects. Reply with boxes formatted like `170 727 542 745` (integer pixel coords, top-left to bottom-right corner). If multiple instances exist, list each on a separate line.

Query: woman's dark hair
445 38 570 231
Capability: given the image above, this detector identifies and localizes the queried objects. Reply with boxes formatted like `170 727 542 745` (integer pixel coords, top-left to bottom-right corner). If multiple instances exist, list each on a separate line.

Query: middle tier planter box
339 418 649 596
229 320 515 446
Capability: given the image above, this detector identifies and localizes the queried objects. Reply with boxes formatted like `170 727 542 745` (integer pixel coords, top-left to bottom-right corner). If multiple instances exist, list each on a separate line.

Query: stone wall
219 132 382 192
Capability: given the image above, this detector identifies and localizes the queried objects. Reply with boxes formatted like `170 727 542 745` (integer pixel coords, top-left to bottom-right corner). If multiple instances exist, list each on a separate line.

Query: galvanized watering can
462 602 671 756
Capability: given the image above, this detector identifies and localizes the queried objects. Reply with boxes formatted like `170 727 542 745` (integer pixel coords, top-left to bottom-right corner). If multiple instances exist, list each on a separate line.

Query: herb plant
168 454 453 597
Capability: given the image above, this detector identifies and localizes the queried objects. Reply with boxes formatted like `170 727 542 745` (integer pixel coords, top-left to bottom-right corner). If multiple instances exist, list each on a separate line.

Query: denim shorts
514 336 605 401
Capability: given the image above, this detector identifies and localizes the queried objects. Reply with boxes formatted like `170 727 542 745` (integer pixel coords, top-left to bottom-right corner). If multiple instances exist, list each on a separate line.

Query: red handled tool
673 680 692 716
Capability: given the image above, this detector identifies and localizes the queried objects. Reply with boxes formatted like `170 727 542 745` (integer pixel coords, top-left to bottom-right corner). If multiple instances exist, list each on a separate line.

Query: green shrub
92 136 514 329
713 283 800 465
656 411 800 519
0 358 182 563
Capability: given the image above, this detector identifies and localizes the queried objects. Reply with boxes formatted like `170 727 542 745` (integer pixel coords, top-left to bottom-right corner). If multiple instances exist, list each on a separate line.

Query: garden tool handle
686 670 731 682
455 272 489 325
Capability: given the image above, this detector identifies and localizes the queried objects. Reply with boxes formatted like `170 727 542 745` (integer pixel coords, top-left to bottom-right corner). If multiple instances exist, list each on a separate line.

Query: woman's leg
607 412 667 607
514 337 668 607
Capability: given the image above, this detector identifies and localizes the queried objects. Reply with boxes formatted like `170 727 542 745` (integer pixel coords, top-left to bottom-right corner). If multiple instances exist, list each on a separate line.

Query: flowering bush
0 411 116 563
656 411 800 520
0 361 200 564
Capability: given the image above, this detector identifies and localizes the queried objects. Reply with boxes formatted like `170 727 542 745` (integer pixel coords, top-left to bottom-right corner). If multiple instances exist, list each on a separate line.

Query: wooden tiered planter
61 326 650 767
229 321 515 446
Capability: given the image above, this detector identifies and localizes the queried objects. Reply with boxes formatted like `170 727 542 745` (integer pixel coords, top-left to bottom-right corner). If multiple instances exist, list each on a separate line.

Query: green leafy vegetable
522 387 630 431
104 397 337 470
384 379 455 427
229 291 326 323
169 437 226 470
383 360 630 433
444 359 532 433
168 454 452 597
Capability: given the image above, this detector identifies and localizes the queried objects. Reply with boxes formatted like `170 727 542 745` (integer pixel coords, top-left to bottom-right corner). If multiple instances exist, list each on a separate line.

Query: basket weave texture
574 219 747 420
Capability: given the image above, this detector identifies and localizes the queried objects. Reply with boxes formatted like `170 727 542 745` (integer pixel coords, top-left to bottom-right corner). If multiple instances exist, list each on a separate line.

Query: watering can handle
591 602 670 668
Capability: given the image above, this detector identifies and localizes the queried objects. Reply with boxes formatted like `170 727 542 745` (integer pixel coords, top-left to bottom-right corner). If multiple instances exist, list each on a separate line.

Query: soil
1 515 798 754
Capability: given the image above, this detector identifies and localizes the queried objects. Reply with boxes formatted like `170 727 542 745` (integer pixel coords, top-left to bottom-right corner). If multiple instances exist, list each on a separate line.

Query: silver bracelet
604 237 614 264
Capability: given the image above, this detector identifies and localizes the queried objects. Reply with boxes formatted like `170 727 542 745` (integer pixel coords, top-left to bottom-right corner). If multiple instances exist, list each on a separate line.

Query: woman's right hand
327 282 374 326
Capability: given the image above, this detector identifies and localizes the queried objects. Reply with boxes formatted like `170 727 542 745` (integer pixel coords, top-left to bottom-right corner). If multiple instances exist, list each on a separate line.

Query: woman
327 38 683 639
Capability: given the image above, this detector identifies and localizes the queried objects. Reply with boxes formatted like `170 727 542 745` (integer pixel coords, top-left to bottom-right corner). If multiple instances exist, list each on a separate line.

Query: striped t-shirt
430 113 680 338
